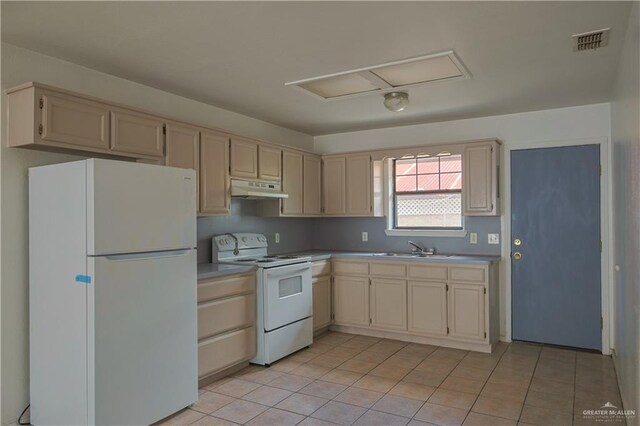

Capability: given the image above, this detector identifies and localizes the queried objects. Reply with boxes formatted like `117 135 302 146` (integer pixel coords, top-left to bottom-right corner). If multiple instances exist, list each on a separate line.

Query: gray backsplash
197 200 501 263
312 216 501 255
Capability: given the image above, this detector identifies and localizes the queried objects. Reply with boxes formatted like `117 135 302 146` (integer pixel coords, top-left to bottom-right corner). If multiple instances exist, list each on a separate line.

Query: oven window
279 276 302 298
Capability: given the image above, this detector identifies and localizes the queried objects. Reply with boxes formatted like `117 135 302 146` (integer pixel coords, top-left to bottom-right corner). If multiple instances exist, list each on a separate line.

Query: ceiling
1 2 632 135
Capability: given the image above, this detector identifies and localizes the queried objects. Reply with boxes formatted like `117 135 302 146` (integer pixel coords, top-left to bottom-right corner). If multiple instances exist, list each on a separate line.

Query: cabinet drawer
198 294 256 339
198 326 256 378
407 264 448 281
333 260 369 276
370 262 406 278
449 266 486 283
312 260 331 277
198 273 255 302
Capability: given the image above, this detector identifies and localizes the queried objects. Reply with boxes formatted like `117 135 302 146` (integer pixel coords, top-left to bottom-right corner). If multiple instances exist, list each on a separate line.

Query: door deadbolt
513 252 522 260
514 238 521 246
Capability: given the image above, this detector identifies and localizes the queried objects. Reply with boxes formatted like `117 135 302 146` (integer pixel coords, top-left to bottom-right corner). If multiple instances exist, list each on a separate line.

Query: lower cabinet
447 282 486 341
334 275 370 327
312 275 332 331
408 281 448 337
197 272 256 380
370 278 407 331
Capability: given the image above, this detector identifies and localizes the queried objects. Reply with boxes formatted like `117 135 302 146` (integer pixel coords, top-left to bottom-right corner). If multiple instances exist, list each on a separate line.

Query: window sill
384 229 468 238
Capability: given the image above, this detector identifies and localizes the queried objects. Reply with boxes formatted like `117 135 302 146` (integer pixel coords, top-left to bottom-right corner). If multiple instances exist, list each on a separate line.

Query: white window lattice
396 196 461 216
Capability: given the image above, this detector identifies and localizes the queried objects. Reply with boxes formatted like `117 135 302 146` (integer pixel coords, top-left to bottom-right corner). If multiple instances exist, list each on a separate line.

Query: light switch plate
275 233 280 243
488 233 500 244
469 233 478 244
362 231 368 242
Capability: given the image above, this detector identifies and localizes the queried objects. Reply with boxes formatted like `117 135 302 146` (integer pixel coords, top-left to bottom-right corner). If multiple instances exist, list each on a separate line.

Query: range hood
231 178 289 199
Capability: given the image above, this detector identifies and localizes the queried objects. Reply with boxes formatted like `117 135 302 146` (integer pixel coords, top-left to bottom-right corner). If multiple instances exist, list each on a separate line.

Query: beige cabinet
346 154 372 215
303 155 322 215
313 276 332 331
447 283 486 341
40 92 111 150
408 281 448 337
200 131 230 215
259 145 282 182
110 109 164 158
165 122 199 170
333 275 370 327
282 150 303 215
463 141 499 216
197 272 256 380
230 137 258 179
323 157 347 215
370 278 407 331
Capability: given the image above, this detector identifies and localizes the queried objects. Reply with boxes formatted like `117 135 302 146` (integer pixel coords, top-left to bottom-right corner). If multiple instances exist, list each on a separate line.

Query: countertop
281 250 501 265
197 263 257 280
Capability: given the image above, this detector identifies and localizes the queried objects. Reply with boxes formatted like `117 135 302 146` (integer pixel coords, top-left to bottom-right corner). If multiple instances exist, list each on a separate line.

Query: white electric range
212 233 313 366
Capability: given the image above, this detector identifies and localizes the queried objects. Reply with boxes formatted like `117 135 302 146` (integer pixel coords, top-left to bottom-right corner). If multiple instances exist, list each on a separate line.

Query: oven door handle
263 262 311 278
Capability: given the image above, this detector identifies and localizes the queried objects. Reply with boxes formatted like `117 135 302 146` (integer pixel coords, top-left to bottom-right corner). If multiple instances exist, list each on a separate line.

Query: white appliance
29 159 198 426
212 233 312 365
231 178 289 199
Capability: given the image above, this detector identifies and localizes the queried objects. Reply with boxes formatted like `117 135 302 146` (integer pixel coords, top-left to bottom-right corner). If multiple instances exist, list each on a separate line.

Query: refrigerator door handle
103 249 193 262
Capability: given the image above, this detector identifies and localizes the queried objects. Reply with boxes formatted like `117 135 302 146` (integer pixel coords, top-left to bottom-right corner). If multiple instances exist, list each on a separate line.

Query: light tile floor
158 332 624 426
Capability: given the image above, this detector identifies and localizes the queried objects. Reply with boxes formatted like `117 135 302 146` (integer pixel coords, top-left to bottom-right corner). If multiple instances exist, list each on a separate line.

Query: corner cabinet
463 141 499 216
331 258 499 353
312 260 332 333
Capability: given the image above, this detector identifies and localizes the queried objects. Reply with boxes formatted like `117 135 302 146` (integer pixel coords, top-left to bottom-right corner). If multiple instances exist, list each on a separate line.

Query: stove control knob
242 237 248 243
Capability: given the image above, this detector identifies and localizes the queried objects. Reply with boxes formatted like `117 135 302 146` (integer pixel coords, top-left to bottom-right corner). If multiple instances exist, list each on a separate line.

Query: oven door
263 262 312 331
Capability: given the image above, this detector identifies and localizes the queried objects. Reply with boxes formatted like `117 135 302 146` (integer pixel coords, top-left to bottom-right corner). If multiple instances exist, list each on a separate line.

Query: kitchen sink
371 252 455 259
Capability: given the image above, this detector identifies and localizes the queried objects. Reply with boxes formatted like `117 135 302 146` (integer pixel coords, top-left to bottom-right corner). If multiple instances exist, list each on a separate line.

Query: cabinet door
303 156 322 215
230 138 258 179
408 281 448 336
333 276 369 327
200 131 230 215
447 283 486 341
259 145 282 182
312 276 332 331
346 154 372 216
110 110 164 157
282 150 303 215
323 157 346 215
463 143 498 216
165 123 199 170
41 92 110 150
370 278 407 331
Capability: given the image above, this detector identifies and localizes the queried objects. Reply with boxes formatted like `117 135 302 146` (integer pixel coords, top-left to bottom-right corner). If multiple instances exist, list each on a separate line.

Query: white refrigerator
29 159 198 426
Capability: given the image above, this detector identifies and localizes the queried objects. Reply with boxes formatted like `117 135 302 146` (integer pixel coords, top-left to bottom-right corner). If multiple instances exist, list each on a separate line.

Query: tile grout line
515 344 542 424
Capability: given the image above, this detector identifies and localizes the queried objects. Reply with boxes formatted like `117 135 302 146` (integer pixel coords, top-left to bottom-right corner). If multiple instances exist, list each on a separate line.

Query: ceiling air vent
572 28 610 51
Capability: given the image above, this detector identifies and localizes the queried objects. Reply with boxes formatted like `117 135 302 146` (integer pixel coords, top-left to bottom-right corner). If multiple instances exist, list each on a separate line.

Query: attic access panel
286 50 471 101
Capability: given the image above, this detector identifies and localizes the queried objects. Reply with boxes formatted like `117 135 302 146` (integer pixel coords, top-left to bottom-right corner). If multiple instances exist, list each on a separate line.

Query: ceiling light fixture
383 92 409 112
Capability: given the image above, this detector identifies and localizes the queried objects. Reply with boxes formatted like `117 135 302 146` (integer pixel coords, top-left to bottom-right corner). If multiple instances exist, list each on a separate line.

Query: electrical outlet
469 233 478 244
275 233 280 244
362 232 368 242
488 233 500 244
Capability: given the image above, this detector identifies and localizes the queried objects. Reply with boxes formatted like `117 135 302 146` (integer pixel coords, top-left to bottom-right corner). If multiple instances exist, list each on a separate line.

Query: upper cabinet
200 131 230 216
258 145 282 182
323 154 373 216
322 157 347 215
229 137 258 179
463 141 499 216
303 155 322 215
110 109 164 158
281 150 304 215
165 122 199 171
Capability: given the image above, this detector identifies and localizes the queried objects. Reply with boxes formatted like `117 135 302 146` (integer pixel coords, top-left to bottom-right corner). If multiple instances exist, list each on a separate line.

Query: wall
0 43 313 425
313 216 500 255
197 200 315 263
315 102 612 344
610 2 640 418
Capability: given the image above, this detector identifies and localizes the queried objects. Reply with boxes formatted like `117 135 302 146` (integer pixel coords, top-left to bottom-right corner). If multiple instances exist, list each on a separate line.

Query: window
393 155 462 229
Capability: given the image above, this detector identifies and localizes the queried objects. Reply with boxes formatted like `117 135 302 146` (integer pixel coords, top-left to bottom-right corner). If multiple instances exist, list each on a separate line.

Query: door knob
514 238 521 246
513 252 522 260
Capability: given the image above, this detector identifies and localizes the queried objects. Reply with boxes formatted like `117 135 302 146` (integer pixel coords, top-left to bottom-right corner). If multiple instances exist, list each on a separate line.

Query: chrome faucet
408 241 435 255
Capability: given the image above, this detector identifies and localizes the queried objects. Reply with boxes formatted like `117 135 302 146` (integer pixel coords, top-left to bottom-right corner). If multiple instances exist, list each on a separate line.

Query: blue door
511 145 601 350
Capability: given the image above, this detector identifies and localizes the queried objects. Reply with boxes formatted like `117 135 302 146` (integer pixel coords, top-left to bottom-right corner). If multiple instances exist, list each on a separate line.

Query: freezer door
87 159 196 255
88 249 198 425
